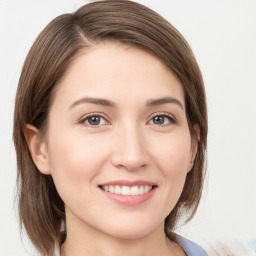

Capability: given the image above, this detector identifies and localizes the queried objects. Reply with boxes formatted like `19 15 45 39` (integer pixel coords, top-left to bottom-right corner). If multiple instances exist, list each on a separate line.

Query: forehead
52 42 185 108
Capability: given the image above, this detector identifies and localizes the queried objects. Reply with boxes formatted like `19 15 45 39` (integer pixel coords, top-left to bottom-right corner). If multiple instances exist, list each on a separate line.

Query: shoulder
176 234 209 256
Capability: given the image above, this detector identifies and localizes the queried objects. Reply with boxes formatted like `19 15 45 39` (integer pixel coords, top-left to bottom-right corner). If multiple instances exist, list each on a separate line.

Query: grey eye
87 116 101 125
82 115 108 126
152 116 166 125
149 115 175 126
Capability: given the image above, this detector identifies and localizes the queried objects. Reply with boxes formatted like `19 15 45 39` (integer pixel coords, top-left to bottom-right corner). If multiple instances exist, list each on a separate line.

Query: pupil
153 116 164 124
89 116 100 125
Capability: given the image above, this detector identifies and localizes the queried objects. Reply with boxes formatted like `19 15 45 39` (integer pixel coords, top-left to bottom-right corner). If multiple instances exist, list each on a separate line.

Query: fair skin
25 43 198 256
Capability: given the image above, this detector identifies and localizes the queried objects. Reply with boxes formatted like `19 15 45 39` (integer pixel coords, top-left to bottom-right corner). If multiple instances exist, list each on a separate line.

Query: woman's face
40 43 196 239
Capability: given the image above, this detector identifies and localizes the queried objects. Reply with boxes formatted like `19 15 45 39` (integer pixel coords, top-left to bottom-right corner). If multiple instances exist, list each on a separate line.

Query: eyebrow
147 97 184 109
68 97 115 110
68 96 183 110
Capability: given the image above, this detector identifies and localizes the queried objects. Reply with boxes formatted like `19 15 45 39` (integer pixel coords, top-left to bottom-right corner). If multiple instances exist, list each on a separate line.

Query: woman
13 1 208 255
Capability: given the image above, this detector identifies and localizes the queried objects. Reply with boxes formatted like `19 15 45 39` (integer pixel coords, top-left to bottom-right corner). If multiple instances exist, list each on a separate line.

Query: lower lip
100 187 156 206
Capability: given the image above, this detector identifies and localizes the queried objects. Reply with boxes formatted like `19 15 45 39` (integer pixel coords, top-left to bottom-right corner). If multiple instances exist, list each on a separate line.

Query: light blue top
54 235 209 256
176 235 209 256
247 240 256 253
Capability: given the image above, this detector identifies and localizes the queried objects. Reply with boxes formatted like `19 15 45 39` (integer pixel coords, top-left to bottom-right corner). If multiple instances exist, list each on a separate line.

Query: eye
80 115 108 127
148 114 176 126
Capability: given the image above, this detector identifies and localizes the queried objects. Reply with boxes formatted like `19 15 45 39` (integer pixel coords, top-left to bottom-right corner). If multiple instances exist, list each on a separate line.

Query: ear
23 124 51 175
188 124 200 172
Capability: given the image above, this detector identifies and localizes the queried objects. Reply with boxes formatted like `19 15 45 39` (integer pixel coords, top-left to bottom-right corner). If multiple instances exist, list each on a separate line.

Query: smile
99 181 157 205
100 185 154 196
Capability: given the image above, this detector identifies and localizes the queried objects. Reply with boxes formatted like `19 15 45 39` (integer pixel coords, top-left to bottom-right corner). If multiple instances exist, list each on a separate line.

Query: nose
111 124 150 171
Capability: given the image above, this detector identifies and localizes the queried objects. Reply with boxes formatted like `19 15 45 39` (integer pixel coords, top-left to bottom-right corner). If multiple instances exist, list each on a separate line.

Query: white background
0 0 255 255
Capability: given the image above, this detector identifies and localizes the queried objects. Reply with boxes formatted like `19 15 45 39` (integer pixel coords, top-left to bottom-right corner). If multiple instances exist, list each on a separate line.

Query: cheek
151 132 191 208
152 131 192 176
48 127 108 168
46 129 110 202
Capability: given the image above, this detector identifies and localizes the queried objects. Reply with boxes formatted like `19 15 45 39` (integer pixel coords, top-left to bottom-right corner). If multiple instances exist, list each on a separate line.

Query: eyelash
78 112 176 128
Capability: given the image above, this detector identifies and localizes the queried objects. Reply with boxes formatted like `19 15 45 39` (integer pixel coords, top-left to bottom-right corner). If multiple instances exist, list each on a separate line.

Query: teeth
109 185 114 193
115 185 121 194
101 185 153 195
139 185 144 195
121 186 130 195
130 186 139 195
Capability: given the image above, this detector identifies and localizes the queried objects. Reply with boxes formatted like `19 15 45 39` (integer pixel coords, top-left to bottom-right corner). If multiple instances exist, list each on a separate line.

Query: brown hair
13 0 207 255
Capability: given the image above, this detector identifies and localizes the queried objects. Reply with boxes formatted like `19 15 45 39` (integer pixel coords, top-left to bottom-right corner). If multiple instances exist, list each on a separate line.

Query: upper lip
99 180 157 187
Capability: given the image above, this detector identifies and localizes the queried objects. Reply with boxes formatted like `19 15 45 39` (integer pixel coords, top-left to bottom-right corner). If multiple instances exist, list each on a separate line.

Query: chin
98 218 162 240
105 228 153 240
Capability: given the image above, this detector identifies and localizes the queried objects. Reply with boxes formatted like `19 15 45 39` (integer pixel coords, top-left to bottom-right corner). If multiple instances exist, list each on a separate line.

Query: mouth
98 180 158 206
99 184 156 196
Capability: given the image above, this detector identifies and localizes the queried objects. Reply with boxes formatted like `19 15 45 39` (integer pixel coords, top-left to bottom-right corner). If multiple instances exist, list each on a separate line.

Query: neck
61 216 185 256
